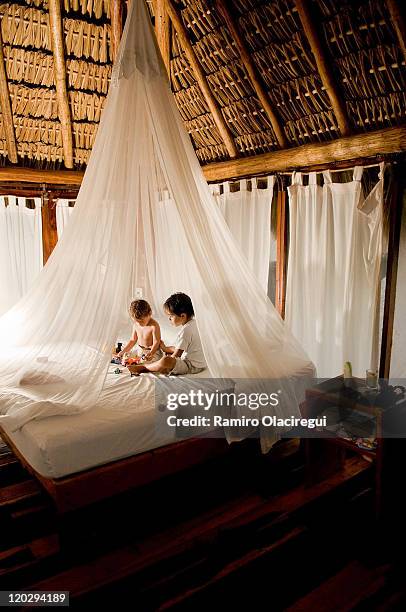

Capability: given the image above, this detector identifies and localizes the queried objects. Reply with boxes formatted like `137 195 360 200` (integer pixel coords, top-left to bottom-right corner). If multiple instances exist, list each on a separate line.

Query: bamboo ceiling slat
238 1 300 47
72 121 98 149
1 5 51 51
25 0 48 8
66 59 111 93
4 47 55 87
64 18 110 63
221 97 275 135
69 90 106 122
235 129 278 154
185 113 223 151
17 141 64 162
9 84 58 119
206 62 254 105
195 142 229 163
193 28 240 73
174 86 209 120
64 0 110 20
14 116 62 146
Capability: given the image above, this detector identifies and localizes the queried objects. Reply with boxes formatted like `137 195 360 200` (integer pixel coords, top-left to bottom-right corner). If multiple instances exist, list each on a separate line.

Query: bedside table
300 376 406 518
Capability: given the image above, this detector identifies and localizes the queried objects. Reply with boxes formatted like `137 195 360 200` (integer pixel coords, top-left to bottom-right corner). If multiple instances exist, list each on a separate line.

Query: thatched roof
0 0 405 172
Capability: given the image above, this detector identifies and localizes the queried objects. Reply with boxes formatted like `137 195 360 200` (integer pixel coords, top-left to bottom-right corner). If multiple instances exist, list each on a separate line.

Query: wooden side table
301 376 385 517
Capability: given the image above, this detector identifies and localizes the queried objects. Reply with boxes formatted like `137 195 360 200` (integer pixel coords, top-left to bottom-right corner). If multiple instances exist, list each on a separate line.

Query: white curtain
56 200 75 237
0 196 43 316
211 177 274 293
286 167 383 378
0 0 313 452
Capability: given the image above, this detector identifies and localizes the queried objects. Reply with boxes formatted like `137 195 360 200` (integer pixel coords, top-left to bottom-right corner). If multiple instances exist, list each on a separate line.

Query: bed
0 351 315 513
0 364 233 512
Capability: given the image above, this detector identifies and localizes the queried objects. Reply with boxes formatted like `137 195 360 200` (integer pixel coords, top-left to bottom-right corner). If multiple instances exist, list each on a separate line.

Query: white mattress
1 364 216 479
2 360 315 479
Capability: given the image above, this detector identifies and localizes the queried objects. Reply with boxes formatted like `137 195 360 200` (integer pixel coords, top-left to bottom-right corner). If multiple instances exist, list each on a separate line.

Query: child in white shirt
127 293 206 376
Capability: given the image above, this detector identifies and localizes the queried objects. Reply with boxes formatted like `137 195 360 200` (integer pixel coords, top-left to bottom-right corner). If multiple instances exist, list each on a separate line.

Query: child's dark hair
129 299 152 320
164 293 194 318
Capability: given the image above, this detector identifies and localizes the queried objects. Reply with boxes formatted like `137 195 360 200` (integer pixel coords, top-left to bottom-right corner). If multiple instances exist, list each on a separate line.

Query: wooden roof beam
386 0 406 64
202 126 406 182
111 0 124 63
0 29 18 163
295 0 351 137
49 0 74 169
1 127 404 185
213 0 287 149
154 0 171 76
0 167 84 185
165 0 238 159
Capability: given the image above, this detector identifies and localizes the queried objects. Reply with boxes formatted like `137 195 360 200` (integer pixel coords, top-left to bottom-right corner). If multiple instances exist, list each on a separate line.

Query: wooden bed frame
0 426 231 513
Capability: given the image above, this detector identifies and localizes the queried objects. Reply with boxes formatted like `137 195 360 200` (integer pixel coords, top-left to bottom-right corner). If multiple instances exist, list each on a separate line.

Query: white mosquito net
0 0 314 451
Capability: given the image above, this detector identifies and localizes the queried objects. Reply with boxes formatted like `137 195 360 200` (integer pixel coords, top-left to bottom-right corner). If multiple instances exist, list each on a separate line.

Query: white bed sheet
2 360 315 479
1 364 213 479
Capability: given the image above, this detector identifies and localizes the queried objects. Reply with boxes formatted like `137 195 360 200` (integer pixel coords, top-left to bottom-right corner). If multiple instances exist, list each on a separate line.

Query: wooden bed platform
0 427 231 514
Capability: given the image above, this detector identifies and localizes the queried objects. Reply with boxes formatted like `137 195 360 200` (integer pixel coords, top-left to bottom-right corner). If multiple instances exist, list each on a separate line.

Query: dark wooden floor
1 436 406 611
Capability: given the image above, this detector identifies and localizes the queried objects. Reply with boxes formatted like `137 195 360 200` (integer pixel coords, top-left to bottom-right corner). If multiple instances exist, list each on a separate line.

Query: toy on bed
111 342 123 365
111 341 148 365
111 354 146 365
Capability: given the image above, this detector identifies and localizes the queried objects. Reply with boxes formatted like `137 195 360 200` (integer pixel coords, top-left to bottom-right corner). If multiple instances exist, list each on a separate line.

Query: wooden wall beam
379 163 404 378
111 0 124 63
1 126 404 187
154 0 171 75
41 193 58 265
0 29 18 163
386 0 406 64
0 167 84 185
275 190 288 318
295 0 351 137
213 0 287 149
202 126 406 182
166 0 238 158
49 0 74 169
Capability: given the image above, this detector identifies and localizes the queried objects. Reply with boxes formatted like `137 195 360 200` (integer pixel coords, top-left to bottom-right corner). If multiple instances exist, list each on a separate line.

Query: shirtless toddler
117 299 162 363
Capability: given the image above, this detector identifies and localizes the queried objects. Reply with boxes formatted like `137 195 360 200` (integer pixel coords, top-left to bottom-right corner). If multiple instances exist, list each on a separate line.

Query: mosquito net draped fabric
0 0 313 447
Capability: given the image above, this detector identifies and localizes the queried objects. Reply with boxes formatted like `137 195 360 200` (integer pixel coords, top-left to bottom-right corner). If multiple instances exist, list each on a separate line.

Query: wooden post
49 0 74 169
213 0 287 148
154 0 171 76
166 0 238 159
379 163 404 378
41 193 58 265
275 189 288 318
0 28 18 163
386 0 406 64
111 0 124 63
295 0 351 137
